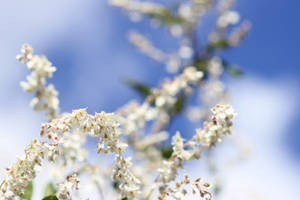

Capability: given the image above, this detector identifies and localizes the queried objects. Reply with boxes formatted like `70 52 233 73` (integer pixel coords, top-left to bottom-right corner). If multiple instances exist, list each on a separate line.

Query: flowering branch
158 174 212 200
157 105 236 184
17 44 59 121
0 138 59 199
56 174 80 200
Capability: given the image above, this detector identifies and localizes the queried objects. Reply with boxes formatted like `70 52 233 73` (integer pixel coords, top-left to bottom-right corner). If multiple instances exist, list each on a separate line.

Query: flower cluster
56 174 80 200
17 45 91 182
117 67 203 139
151 67 203 134
17 44 59 120
158 104 236 183
40 109 141 199
0 138 59 199
158 174 212 200
0 107 142 199
113 156 141 198
195 104 236 147
49 128 88 179
154 67 203 108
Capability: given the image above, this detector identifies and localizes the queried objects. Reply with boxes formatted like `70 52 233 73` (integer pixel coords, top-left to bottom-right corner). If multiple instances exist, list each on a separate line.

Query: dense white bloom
194 104 236 148
158 105 236 183
49 128 88 179
1 108 142 199
41 109 141 198
113 155 141 198
0 139 59 199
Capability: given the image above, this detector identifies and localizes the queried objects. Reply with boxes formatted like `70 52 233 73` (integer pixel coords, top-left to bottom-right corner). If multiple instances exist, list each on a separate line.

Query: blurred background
0 0 299 199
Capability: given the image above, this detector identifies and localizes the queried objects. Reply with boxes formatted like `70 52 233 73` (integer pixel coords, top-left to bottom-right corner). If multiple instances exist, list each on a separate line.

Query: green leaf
125 79 152 97
112 181 120 191
43 182 56 197
21 181 33 200
209 39 229 50
194 60 208 72
160 146 173 159
168 96 186 116
224 65 243 77
121 197 128 200
42 195 59 200
214 183 223 196
148 8 185 25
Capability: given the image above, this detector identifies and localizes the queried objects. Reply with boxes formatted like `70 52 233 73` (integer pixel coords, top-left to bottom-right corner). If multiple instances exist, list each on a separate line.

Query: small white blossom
172 132 191 160
57 174 80 200
17 44 59 120
158 174 212 200
217 11 240 28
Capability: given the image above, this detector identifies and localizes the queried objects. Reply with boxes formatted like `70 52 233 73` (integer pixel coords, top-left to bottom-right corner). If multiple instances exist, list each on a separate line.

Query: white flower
17 44 59 120
158 105 236 183
172 132 191 160
217 11 240 28
42 109 141 198
57 174 80 200
0 139 59 199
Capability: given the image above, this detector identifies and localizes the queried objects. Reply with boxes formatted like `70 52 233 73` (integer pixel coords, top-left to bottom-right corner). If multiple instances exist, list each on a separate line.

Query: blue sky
231 0 300 75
